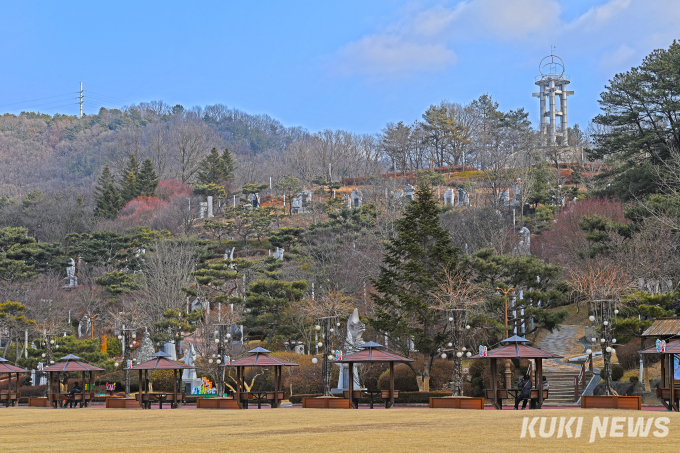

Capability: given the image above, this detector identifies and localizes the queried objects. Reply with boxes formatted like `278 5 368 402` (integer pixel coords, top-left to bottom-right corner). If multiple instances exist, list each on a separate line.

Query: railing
574 356 591 401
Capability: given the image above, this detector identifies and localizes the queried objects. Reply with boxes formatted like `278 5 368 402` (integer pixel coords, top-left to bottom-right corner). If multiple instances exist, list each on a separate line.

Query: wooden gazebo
469 335 561 410
0 357 27 407
331 342 414 408
130 351 194 409
221 347 299 408
43 354 104 408
640 340 680 411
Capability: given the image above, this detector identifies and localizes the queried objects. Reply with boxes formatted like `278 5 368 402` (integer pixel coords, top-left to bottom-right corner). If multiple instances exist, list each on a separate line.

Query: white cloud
330 0 680 79
334 34 457 78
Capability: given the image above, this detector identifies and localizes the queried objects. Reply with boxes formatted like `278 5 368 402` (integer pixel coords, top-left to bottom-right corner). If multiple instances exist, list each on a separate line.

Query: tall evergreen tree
119 155 141 203
137 158 159 197
197 147 229 185
221 146 236 181
588 41 680 199
369 183 461 391
94 165 124 219
120 171 139 204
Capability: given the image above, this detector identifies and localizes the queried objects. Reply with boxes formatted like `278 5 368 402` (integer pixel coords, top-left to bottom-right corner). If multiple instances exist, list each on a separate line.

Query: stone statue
78 316 91 338
135 328 155 364
513 227 531 256
334 308 365 393
180 343 196 367
346 308 365 352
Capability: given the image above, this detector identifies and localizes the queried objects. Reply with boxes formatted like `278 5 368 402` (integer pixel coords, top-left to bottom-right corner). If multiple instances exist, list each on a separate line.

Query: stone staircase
543 370 592 405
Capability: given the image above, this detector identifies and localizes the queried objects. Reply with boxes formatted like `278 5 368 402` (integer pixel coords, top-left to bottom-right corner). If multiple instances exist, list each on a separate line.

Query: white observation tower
533 50 574 145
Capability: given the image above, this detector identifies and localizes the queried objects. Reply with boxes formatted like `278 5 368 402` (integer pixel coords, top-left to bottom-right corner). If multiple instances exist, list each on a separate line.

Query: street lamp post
590 299 618 395
497 287 515 389
316 316 338 396
213 323 230 397
118 327 137 397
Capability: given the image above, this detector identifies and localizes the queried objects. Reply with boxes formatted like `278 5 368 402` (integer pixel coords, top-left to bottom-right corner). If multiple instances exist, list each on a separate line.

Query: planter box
429 397 484 409
301 397 349 409
196 397 241 409
28 397 49 408
105 398 140 409
581 395 641 410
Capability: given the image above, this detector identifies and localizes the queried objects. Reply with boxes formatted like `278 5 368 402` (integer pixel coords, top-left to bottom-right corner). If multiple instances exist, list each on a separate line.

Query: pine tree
197 147 229 185
120 171 139 204
221 146 236 180
137 158 159 197
369 183 461 391
119 155 141 203
94 165 124 219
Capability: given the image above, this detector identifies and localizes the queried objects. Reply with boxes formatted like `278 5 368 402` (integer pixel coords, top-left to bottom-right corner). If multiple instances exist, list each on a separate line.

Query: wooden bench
656 388 680 411
28 397 49 407
342 390 363 408
105 397 140 409
381 390 400 408
134 392 186 409
50 392 94 408
197 397 241 409
0 392 20 407
301 397 351 409
429 396 484 409
485 389 509 400
581 395 641 410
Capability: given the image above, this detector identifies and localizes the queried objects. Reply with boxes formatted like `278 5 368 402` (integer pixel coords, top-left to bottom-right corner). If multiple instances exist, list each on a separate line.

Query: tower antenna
78 82 84 118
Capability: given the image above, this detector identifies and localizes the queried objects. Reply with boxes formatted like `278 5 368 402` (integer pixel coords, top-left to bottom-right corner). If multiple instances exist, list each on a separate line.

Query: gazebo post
274 366 279 408
671 354 676 412
173 368 178 408
537 358 544 408
389 361 395 408
349 362 355 409
138 370 143 408
490 358 499 410
49 371 54 408
236 366 242 408
661 355 666 388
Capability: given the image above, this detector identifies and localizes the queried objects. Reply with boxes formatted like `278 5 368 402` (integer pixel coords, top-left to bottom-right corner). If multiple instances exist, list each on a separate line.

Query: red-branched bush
532 198 629 266
157 180 192 202
118 196 168 222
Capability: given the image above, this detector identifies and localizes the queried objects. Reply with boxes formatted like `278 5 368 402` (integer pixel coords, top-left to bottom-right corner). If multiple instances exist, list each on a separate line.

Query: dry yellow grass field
0 408 678 452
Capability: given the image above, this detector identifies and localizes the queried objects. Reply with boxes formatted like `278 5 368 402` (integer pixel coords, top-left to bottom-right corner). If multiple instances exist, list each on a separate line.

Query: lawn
0 407 676 452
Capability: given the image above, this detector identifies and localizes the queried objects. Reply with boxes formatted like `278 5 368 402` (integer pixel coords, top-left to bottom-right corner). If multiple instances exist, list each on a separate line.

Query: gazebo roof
130 351 195 370
221 347 299 367
43 354 104 372
470 337 562 359
641 318 680 337
332 342 414 364
640 340 680 354
0 357 27 373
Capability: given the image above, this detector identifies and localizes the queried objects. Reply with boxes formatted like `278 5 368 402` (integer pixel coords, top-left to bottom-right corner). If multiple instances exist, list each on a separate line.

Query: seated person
62 383 82 408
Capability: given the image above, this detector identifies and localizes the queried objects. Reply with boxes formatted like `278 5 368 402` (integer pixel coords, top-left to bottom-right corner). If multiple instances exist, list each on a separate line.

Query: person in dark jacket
62 383 82 408
530 376 549 409
514 374 532 410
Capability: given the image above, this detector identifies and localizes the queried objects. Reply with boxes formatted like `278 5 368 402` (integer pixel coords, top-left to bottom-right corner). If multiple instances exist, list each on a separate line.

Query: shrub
150 369 177 392
107 337 122 357
615 338 660 370
361 363 389 389
612 364 624 382
377 364 419 391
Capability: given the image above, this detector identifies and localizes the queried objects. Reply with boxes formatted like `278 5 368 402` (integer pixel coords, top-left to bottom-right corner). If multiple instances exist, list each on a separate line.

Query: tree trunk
452 356 463 396
2 330 10 358
422 355 432 392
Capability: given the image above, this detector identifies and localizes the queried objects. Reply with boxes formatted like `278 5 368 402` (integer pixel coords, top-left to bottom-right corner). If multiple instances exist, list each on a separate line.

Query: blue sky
1 0 678 134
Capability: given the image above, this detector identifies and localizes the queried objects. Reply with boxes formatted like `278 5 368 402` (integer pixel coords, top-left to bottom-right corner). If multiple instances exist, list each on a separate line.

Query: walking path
535 324 585 371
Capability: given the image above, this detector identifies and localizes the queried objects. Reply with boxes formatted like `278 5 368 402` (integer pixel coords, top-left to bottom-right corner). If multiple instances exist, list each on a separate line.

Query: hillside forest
1 41 680 397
